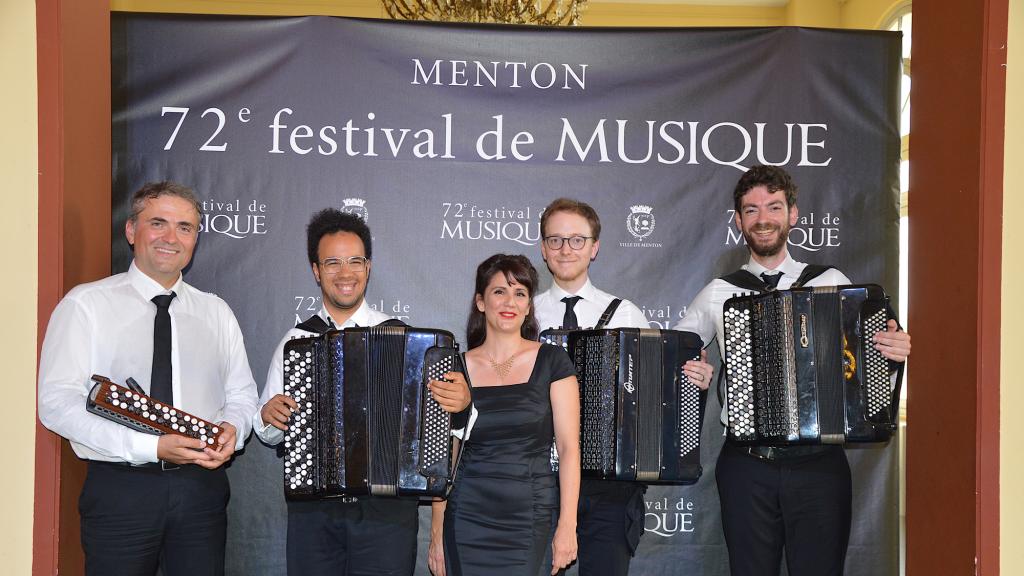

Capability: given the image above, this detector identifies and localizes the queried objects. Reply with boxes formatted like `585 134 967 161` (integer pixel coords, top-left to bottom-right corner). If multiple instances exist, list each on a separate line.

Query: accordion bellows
282 325 460 500
722 284 901 445
541 328 706 484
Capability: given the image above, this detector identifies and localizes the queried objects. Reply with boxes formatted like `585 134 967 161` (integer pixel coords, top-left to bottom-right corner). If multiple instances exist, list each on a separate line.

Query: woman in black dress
428 254 580 576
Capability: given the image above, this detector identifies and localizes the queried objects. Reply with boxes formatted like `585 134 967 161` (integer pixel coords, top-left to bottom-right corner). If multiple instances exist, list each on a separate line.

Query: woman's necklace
485 348 522 382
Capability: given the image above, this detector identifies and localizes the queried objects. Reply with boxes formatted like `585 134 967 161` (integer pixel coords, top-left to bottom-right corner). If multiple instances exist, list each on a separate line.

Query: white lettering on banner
268 108 455 159
159 104 832 169
292 296 411 323
440 202 541 246
645 496 697 537
411 59 588 90
369 299 412 322
724 209 842 252
200 199 268 239
557 119 831 172
640 304 687 329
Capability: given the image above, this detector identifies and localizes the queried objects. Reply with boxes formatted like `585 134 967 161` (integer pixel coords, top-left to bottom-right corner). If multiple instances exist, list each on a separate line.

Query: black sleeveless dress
444 344 576 576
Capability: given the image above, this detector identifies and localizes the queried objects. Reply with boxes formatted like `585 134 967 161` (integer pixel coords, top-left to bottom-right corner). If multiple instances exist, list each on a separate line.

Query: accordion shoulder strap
719 269 768 292
294 314 332 335
792 264 835 288
719 264 837 292
595 298 622 329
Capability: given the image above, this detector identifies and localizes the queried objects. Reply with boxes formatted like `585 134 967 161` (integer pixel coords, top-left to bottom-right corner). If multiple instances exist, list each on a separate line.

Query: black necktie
561 296 582 329
150 292 177 404
760 272 783 290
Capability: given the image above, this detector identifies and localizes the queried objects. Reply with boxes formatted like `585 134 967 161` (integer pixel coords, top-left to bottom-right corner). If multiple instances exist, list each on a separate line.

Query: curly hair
306 208 372 264
733 165 798 212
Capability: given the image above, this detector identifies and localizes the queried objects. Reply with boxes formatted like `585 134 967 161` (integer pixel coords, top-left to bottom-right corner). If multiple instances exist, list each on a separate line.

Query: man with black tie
675 165 912 576
533 198 713 576
38 181 259 576
255 208 472 576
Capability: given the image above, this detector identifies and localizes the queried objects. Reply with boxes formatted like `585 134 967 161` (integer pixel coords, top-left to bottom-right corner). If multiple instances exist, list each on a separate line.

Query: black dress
444 344 576 576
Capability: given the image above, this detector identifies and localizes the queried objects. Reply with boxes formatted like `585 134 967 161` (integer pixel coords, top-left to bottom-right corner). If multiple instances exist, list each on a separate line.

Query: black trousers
576 479 647 576
716 443 852 576
287 498 419 576
79 461 230 576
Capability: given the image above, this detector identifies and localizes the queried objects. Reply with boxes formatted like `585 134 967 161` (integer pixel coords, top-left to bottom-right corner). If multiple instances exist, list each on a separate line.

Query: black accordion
722 284 902 445
282 325 461 500
540 328 706 484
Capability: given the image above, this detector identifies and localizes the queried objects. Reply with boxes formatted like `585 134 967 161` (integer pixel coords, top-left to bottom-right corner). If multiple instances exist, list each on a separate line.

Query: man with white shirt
255 208 470 576
533 198 713 576
38 181 259 576
675 165 912 576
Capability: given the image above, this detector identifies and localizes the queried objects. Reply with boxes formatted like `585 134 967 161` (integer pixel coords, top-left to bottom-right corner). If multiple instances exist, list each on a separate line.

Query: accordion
86 374 221 446
282 325 461 500
722 284 902 445
540 328 706 484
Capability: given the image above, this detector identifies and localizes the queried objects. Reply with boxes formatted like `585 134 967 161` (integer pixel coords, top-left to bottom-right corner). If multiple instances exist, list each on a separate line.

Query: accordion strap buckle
745 446 778 461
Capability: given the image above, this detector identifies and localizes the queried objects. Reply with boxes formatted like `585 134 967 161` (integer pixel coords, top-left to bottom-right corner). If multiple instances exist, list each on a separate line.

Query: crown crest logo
629 204 653 214
342 198 366 208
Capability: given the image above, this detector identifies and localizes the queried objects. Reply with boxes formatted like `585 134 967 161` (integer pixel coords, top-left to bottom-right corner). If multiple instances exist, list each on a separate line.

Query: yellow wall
1002 0 1022 572
110 0 907 28
0 0 38 574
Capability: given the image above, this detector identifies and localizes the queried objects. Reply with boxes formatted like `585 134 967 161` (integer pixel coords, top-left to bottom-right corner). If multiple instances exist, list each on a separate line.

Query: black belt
90 460 184 471
728 442 834 462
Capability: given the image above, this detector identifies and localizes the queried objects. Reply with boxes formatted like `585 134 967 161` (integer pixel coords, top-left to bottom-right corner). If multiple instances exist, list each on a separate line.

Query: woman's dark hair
466 254 539 349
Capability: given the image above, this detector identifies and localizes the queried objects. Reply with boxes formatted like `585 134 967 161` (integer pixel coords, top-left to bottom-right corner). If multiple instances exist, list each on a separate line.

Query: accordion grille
576 333 617 473
636 330 663 481
368 326 404 496
724 303 755 440
862 309 891 419
754 295 798 439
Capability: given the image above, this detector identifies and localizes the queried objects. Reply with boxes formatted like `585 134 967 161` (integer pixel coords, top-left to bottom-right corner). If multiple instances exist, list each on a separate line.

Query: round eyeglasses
319 256 369 274
543 235 593 251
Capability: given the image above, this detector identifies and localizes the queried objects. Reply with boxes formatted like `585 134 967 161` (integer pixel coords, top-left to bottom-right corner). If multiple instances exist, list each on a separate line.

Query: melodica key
722 284 903 445
86 375 221 446
282 325 462 500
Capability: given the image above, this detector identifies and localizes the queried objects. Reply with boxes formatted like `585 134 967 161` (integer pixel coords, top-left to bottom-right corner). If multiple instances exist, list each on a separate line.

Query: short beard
744 224 789 258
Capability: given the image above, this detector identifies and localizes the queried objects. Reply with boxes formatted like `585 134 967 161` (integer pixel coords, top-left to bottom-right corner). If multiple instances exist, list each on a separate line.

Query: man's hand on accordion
261 393 299 431
682 349 714 390
873 319 911 363
428 372 472 413
157 421 236 469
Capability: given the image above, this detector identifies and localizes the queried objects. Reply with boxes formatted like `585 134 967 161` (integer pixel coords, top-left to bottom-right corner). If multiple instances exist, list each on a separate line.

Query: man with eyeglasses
254 208 471 576
533 198 713 576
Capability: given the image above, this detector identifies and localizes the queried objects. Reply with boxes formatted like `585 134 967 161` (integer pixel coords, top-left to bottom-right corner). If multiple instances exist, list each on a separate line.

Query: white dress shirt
673 250 851 422
38 261 259 464
254 300 390 446
534 278 650 331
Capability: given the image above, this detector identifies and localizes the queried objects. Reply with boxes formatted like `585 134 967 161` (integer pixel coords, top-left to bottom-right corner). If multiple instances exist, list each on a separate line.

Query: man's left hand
683 349 714 391
428 372 472 413
873 319 911 362
201 421 237 469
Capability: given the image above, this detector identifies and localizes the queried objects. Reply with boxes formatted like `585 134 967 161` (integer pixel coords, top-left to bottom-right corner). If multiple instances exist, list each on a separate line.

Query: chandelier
382 0 587 26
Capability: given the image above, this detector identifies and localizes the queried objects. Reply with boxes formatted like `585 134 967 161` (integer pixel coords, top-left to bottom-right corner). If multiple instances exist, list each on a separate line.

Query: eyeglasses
319 256 369 274
543 235 593 251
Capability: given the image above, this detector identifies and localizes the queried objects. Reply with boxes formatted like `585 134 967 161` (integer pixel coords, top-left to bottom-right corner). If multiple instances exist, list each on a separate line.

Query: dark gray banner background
111 15 902 575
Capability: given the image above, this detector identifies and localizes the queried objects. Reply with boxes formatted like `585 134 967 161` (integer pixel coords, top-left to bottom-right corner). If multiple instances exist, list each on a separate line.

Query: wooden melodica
86 374 222 447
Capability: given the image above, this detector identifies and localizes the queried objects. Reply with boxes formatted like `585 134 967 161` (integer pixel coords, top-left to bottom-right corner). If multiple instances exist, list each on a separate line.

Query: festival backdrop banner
111 14 902 576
